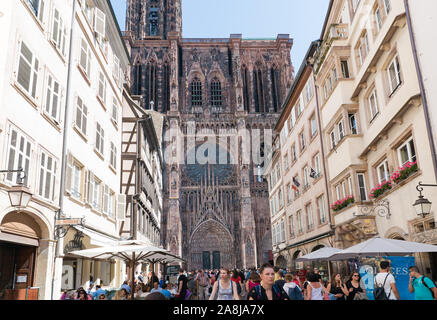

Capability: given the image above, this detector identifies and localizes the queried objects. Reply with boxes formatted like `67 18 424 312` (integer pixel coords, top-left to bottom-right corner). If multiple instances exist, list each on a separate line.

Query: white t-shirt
374 272 397 300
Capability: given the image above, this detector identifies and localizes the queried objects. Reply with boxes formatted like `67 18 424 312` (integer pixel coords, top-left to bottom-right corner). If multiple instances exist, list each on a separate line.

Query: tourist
187 271 197 299
147 271 159 289
161 283 172 299
408 266 437 300
305 272 326 300
374 261 400 300
195 269 210 300
273 266 280 282
327 273 348 301
274 270 286 289
283 273 303 300
151 281 163 293
313 267 323 283
76 288 91 300
247 264 288 300
119 287 130 300
245 270 261 293
209 268 240 300
136 283 149 299
93 282 107 300
175 267 188 300
97 293 107 300
231 269 243 296
345 271 366 300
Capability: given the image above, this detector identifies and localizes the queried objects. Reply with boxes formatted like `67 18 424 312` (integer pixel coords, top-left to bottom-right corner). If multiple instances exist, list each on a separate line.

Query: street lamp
413 182 433 218
0 168 32 210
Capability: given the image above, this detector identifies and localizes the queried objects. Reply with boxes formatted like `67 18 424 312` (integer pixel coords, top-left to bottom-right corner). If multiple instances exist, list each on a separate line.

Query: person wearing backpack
374 261 400 300
247 263 289 300
408 266 437 300
283 273 303 300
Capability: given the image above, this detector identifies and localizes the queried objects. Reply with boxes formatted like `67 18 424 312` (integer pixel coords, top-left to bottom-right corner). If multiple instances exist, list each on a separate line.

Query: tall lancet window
147 62 157 109
271 67 281 112
134 63 142 95
253 67 265 113
191 77 202 107
149 7 159 36
210 77 222 107
163 63 170 112
242 66 250 111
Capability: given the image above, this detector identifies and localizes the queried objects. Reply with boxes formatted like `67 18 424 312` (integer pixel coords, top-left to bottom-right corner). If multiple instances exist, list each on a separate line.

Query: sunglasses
353 274 360 277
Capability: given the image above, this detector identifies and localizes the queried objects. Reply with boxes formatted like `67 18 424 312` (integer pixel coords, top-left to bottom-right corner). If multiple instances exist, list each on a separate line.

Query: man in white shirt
374 260 401 300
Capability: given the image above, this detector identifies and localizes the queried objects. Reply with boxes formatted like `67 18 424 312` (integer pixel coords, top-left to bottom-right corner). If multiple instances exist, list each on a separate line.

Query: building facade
265 43 334 278
314 0 437 278
124 0 294 269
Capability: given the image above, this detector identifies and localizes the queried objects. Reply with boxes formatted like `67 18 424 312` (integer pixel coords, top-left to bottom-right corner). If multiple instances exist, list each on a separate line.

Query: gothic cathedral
124 0 294 269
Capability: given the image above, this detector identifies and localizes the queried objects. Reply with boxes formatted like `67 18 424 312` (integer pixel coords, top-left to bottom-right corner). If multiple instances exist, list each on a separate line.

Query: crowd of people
59 261 436 301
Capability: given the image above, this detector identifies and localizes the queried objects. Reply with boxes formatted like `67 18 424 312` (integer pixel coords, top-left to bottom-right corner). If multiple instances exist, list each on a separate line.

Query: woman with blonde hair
209 268 240 300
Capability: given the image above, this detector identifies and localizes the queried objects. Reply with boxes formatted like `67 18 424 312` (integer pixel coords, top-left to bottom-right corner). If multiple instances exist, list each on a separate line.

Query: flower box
390 161 418 184
331 195 355 212
370 180 392 199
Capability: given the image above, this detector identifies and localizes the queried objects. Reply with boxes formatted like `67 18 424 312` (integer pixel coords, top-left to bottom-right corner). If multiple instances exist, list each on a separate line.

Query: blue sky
110 0 329 69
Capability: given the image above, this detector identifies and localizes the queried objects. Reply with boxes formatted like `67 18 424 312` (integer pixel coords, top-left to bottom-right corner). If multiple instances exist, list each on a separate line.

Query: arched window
163 63 170 112
242 66 250 111
210 77 222 107
253 67 265 113
271 67 281 112
146 62 157 109
191 77 202 106
134 63 142 95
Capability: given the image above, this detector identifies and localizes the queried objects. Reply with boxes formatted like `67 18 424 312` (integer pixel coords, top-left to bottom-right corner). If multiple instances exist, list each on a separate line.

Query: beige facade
265 44 334 277
314 0 437 279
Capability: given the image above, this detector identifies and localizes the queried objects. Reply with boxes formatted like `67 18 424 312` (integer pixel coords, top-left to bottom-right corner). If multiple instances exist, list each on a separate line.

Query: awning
74 227 119 246
0 231 39 247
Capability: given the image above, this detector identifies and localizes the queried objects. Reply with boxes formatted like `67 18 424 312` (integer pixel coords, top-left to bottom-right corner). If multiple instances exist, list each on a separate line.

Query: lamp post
413 182 434 218
0 168 32 210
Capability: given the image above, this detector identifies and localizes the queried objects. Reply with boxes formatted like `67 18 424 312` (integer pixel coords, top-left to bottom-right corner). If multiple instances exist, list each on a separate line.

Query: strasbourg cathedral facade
124 0 294 269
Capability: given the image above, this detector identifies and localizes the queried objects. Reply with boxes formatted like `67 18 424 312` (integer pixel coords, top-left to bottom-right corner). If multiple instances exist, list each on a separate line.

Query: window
300 132 306 151
6 128 32 186
375 7 382 32
348 176 353 195
44 74 61 123
79 39 91 77
357 173 368 201
98 72 106 104
296 99 303 117
291 145 296 162
358 32 369 66
310 114 317 137
210 78 222 106
336 184 342 201
342 181 347 197
349 113 358 134
377 160 390 183
388 56 402 94
383 0 391 15
112 97 118 125
110 142 117 169
341 60 350 79
338 120 345 141
71 162 82 199
318 195 326 224
94 7 106 39
287 184 292 203
368 90 379 121
75 97 88 136
290 108 296 128
108 191 115 218
352 0 360 12
284 154 289 171
149 7 159 36
17 41 39 99
253 69 265 113
289 215 295 238
90 175 101 210
103 185 110 214
191 77 202 106
38 151 57 201
397 137 416 166
330 130 336 150
297 210 303 234
306 204 314 230
51 8 67 56
280 125 288 145
332 68 338 83
26 0 45 22
314 154 321 175
95 122 104 155
305 81 313 103
279 189 284 208
303 166 309 188
280 221 285 242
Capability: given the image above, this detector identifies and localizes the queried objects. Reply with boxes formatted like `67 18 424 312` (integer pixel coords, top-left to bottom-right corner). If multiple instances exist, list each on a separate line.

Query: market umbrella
327 237 437 261
70 240 173 299
295 247 341 262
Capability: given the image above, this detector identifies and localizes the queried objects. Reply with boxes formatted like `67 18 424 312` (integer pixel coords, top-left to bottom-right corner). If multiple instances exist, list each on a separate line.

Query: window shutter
117 194 126 221
94 7 106 39
38 0 45 23
65 152 73 195
87 171 94 204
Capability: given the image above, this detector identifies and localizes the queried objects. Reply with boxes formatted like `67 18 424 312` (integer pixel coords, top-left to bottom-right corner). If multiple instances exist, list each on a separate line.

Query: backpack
420 276 437 299
254 284 282 300
288 286 303 300
374 274 391 300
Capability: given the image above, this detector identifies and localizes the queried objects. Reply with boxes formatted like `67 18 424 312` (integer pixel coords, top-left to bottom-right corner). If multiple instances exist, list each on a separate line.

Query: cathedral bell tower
126 0 182 40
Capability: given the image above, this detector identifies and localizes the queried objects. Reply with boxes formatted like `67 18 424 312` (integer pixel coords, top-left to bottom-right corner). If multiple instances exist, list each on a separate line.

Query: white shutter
94 7 106 39
87 171 94 204
65 152 73 195
117 194 126 221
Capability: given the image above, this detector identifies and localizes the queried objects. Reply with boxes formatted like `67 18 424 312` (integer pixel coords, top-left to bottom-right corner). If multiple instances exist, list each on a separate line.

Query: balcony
327 135 363 179
314 24 349 73
321 79 356 124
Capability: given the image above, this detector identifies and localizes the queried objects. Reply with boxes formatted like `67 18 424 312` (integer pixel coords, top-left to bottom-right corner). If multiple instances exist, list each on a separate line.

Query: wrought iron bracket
355 199 391 219
54 210 85 240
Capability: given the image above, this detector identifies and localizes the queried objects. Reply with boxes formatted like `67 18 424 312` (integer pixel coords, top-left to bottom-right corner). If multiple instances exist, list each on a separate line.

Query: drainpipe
404 0 437 183
51 0 77 300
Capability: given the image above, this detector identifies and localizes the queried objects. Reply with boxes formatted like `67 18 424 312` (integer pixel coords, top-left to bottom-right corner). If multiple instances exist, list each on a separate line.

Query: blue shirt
161 289 171 299
412 276 435 300
151 288 163 293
